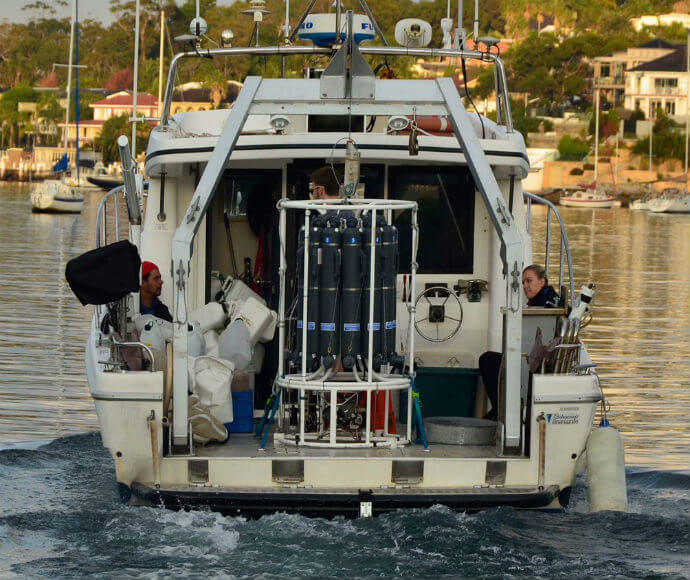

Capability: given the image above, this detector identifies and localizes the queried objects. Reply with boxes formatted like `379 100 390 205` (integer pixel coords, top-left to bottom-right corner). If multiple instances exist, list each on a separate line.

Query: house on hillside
171 81 242 114
624 46 690 121
593 39 679 107
59 90 158 147
630 12 690 32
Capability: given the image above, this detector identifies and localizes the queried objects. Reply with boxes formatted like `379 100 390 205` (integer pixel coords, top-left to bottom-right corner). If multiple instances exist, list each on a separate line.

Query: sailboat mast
594 85 600 184
63 0 76 154
132 0 140 159
685 28 690 192
75 0 80 183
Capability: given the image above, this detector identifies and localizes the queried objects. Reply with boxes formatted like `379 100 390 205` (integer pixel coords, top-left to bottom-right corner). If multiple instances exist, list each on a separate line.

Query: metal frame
276 198 417 448
159 45 513 131
168 70 526 449
523 192 575 304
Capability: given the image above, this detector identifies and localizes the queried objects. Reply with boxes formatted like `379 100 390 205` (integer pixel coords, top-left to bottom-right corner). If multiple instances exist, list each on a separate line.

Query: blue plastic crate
226 391 254 433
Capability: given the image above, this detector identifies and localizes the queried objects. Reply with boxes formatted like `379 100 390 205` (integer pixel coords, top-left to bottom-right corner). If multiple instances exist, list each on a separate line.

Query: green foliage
96 114 151 163
633 130 685 161
558 135 590 160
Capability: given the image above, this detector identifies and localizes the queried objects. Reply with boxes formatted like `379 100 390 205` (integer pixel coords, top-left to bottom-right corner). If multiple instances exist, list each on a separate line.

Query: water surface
0 184 688 578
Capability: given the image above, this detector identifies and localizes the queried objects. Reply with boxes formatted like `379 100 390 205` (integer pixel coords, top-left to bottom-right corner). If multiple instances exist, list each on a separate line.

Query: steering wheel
414 286 463 342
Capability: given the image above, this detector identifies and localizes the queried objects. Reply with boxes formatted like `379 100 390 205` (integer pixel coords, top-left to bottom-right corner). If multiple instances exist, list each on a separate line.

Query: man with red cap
140 261 172 322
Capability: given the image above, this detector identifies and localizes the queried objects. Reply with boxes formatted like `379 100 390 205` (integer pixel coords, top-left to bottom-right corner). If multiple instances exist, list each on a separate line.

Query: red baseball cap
141 261 159 280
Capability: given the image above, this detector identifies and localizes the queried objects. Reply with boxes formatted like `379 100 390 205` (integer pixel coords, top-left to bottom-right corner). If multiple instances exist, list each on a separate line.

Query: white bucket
188 356 235 424
251 342 265 370
234 297 275 346
134 314 173 341
204 329 220 357
187 321 206 358
188 302 226 333
219 319 252 371
223 278 266 306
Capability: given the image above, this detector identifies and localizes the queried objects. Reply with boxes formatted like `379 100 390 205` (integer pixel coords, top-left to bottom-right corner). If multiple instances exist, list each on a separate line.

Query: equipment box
227 391 254 433
400 367 479 422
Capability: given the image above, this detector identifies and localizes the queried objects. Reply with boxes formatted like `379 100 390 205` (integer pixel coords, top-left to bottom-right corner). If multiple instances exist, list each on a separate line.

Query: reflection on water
0 184 688 468
530 206 690 469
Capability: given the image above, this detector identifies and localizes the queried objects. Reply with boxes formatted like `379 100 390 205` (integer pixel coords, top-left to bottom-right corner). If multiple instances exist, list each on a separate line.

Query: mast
131 0 140 159
63 0 76 154
75 0 80 183
594 84 599 185
683 28 690 193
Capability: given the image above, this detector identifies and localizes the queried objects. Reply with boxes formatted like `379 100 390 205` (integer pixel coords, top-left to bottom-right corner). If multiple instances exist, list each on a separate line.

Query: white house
625 47 690 121
630 13 690 32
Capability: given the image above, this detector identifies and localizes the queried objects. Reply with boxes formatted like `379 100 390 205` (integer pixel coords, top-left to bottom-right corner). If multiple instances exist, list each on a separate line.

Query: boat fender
187 321 206 358
188 302 226 333
586 419 628 512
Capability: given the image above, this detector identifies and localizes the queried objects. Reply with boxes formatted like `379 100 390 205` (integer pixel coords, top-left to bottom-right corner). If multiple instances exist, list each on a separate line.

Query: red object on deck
372 391 397 434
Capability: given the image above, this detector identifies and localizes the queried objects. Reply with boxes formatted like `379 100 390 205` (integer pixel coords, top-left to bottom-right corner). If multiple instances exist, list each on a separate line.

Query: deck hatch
485 461 506 485
272 459 304 483
392 460 424 484
188 460 209 484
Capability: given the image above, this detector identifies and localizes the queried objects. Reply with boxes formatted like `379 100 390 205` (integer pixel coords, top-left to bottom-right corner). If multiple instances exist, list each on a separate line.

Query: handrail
523 192 575 304
159 45 513 132
110 335 156 372
95 185 124 248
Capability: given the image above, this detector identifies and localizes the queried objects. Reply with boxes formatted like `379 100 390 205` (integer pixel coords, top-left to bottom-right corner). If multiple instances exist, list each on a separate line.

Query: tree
96 114 152 163
0 85 37 147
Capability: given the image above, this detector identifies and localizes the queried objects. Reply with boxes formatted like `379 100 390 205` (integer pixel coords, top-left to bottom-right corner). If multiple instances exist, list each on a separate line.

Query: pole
64 0 76 154
473 0 479 39
649 117 653 193
131 0 140 161
594 85 599 184
683 28 690 193
75 0 80 183
158 10 165 118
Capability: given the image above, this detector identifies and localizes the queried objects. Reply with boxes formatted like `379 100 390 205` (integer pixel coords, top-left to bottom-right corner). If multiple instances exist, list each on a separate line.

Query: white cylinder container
188 302 226 333
586 424 628 512
187 321 206 358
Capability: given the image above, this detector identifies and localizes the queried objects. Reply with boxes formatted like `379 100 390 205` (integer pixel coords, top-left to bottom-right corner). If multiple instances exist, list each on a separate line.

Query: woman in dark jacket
522 264 559 307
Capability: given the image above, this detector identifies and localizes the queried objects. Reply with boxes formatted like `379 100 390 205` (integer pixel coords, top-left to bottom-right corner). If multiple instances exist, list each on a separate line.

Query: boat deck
189 432 502 460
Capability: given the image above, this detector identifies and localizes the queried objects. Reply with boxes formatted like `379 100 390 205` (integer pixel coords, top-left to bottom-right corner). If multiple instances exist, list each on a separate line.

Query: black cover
66 240 141 305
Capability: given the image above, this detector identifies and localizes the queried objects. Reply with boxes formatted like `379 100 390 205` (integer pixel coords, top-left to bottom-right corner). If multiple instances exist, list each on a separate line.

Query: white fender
586 421 628 512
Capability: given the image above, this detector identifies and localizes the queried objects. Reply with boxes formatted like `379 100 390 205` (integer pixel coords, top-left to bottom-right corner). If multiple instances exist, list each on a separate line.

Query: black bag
66 240 141 305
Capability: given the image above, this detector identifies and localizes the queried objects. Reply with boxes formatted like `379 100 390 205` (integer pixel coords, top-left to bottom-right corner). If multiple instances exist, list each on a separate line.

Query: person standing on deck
140 261 172 322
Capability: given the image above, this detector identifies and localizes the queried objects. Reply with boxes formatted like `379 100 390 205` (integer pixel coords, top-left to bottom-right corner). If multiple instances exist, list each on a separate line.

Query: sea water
0 183 688 578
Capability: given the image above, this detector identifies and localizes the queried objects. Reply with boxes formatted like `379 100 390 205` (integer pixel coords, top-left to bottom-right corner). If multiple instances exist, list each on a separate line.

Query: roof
629 47 687 72
637 38 681 50
90 91 158 107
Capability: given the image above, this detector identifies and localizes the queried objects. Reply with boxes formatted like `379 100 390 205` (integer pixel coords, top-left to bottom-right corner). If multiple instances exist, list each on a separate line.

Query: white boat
73 3 626 517
30 179 84 213
560 187 616 208
630 194 652 211
647 188 690 213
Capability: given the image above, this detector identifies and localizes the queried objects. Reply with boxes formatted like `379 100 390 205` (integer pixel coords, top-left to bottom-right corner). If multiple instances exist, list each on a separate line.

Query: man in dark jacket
140 261 172 322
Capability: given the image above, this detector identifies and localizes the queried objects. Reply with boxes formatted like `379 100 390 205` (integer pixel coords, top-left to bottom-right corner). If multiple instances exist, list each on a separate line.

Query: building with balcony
625 46 690 121
593 39 679 106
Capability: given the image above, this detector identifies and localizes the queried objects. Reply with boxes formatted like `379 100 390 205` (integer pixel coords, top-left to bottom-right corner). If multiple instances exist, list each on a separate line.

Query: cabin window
390 166 475 274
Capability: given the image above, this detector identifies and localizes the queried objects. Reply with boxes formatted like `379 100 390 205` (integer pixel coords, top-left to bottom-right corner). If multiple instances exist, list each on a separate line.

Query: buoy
586 419 628 512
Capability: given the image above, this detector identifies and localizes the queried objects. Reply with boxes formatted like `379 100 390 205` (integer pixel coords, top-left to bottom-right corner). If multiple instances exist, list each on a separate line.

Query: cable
461 56 485 138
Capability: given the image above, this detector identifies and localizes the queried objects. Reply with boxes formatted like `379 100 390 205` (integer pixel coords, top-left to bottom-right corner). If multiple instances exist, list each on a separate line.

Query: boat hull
560 197 615 208
128 483 565 517
648 197 690 213
30 181 84 213
86 175 125 190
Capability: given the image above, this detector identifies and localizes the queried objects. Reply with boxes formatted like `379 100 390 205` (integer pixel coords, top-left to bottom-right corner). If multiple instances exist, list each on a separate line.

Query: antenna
473 0 479 39
454 0 465 49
